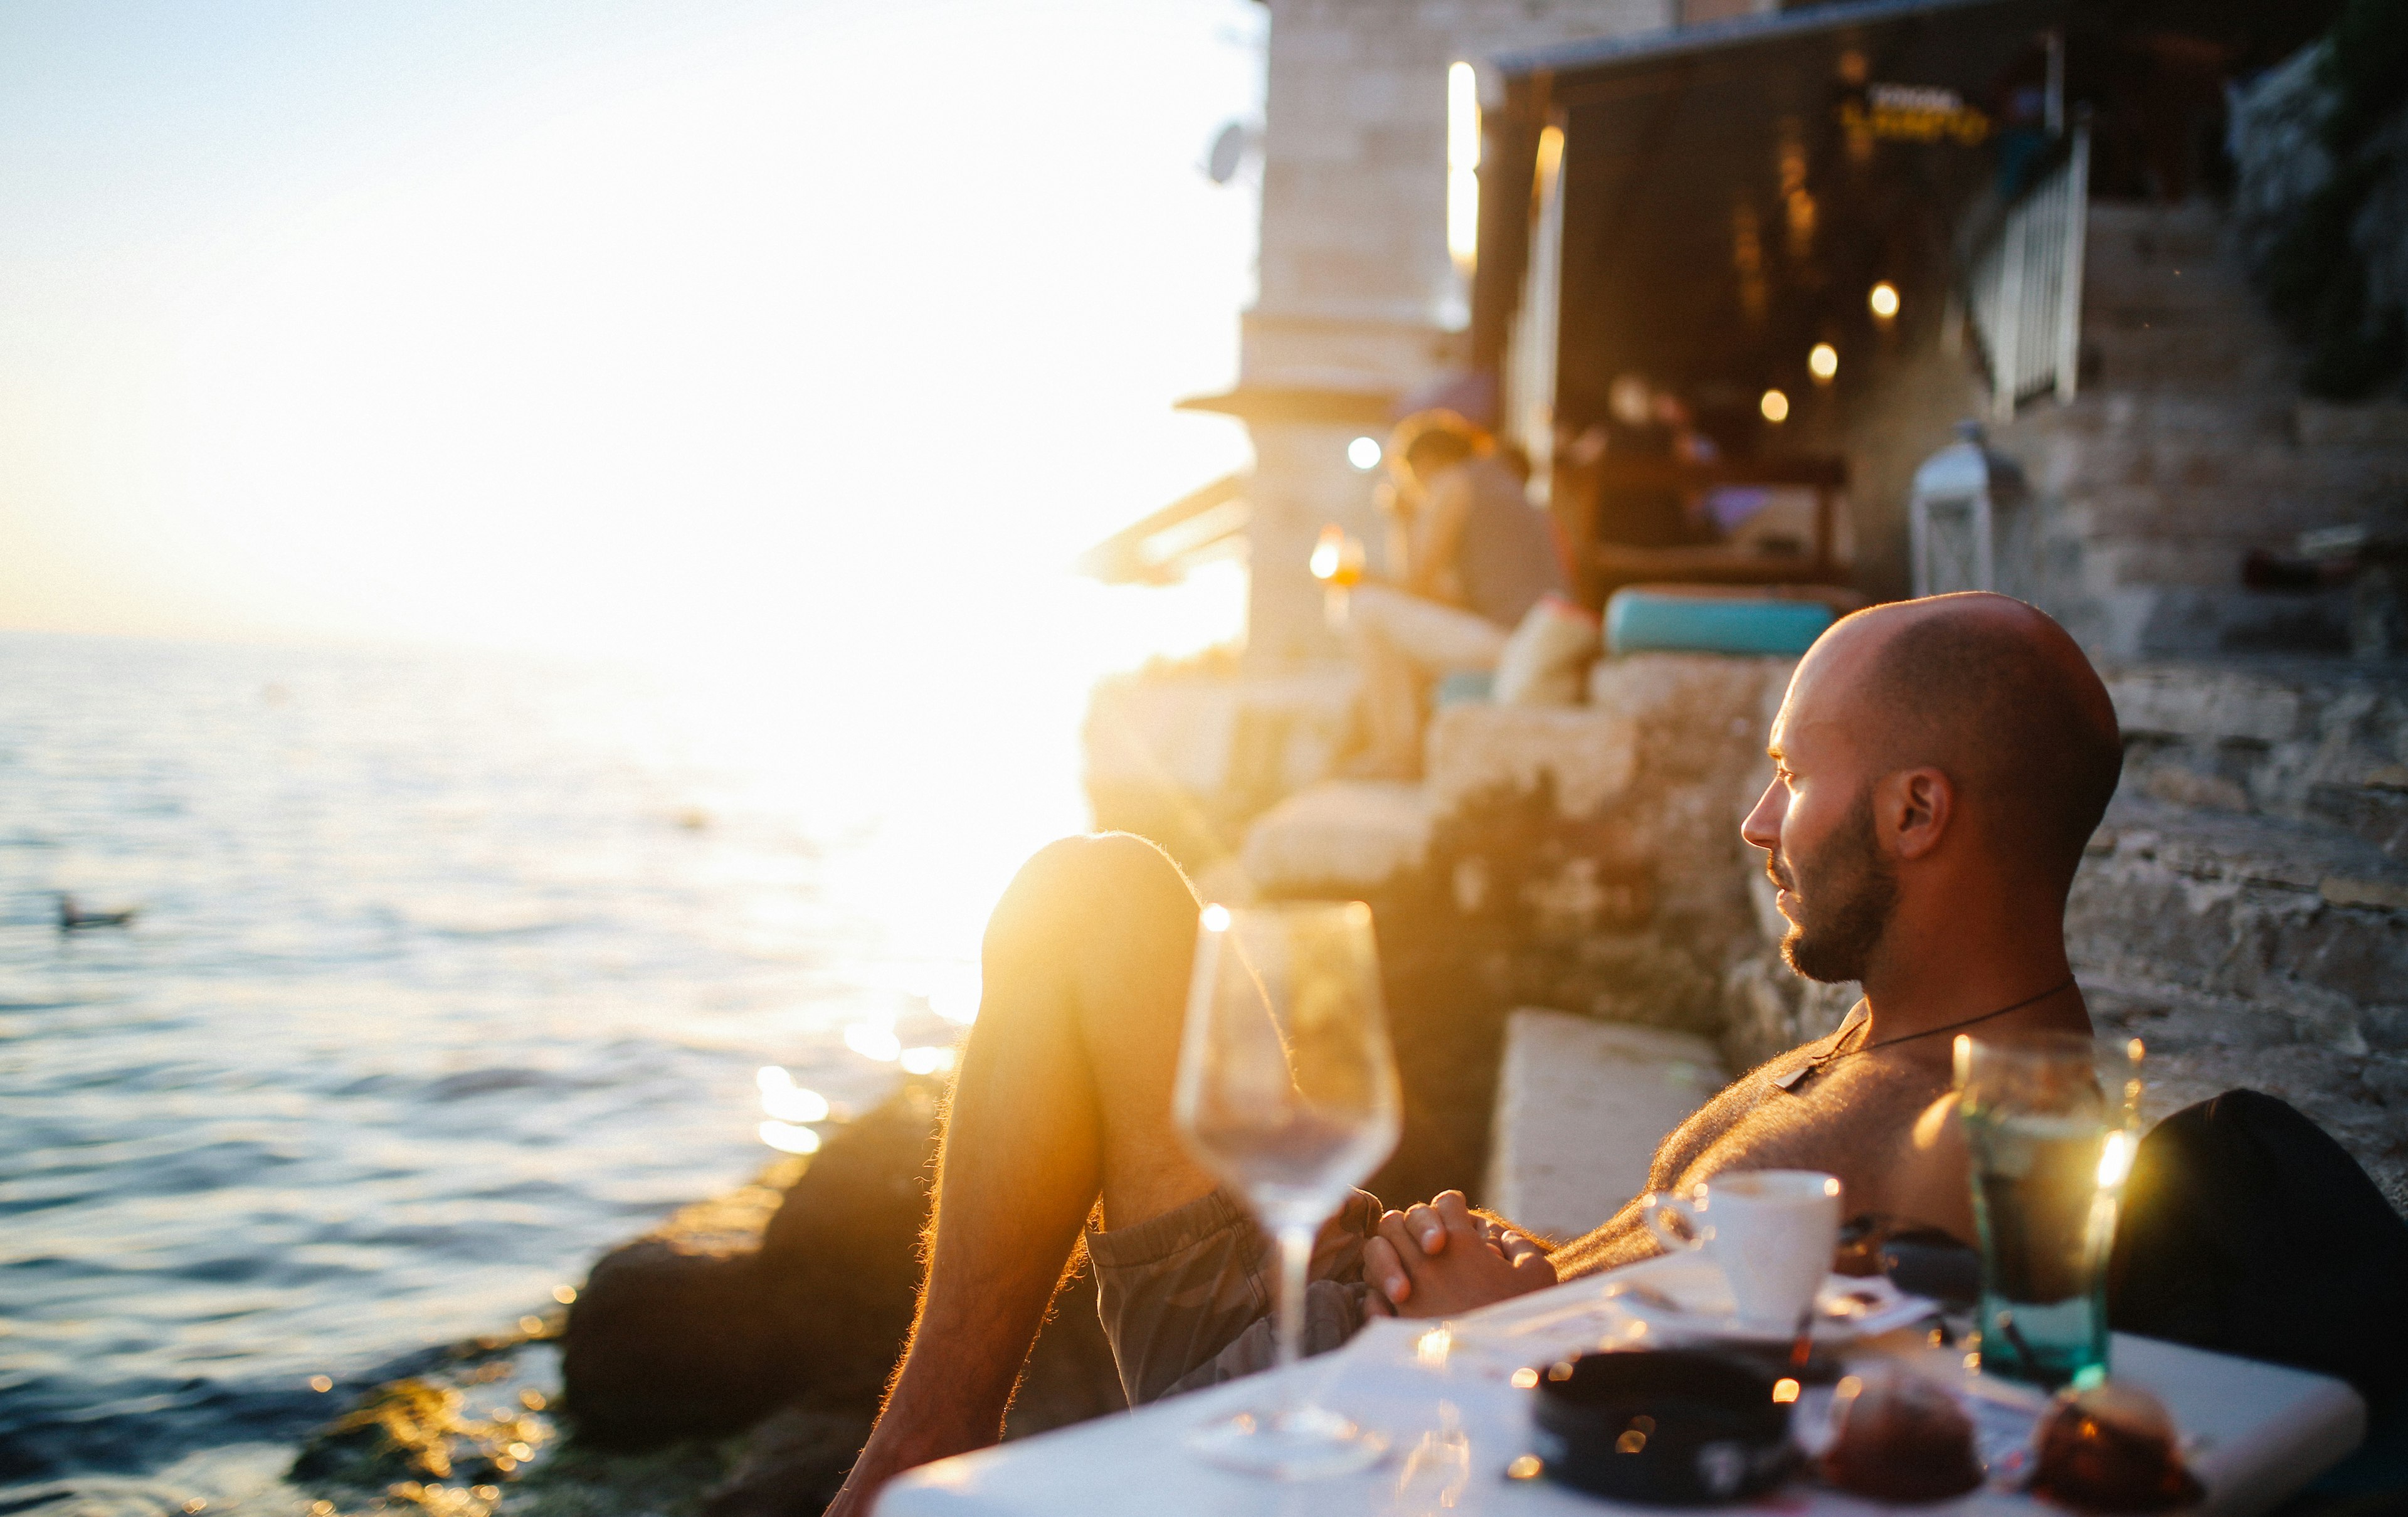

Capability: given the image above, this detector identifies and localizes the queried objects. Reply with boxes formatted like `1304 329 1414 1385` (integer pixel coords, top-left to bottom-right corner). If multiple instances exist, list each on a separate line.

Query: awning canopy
1173 382 1397 429
1073 472 1249 586
1472 0 2066 432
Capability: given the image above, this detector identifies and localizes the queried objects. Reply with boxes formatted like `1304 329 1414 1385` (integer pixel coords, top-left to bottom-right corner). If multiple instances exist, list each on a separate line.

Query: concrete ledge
1425 706 1639 819
1237 780 1432 896
1587 653 1793 739
1484 1009 1724 1243
1084 669 1356 799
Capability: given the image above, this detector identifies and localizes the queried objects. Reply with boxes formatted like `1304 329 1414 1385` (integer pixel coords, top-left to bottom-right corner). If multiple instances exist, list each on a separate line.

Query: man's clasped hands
1361 1191 1558 1319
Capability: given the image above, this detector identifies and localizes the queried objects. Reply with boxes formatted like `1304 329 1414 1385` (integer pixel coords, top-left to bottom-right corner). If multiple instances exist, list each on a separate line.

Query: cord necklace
1772 975 2078 1091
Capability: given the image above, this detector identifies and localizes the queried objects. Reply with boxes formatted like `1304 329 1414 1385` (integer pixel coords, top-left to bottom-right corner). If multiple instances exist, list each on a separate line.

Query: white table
879 1259 2367 1517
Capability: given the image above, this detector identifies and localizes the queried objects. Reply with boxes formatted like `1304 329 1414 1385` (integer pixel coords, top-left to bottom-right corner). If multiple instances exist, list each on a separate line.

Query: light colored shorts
1084 1188 1383 1406
1346 584 1511 675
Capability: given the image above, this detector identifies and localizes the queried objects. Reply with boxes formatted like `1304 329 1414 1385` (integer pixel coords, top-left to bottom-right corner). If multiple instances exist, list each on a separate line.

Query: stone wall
1997 201 2408 660
1230 652 2407 1214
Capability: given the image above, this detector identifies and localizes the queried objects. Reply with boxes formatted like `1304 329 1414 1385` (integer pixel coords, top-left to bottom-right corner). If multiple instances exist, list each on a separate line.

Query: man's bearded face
1769 785 1898 983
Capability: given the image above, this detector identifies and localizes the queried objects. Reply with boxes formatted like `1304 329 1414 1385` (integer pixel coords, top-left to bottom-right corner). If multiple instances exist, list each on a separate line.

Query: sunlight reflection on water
0 569 1232 1494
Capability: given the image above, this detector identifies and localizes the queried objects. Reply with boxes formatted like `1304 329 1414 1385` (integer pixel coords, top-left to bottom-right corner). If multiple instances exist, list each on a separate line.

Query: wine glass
1172 900 1402 1478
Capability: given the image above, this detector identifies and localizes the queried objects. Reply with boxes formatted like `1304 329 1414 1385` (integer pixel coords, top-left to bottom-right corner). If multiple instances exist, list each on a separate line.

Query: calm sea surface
0 630 1095 1507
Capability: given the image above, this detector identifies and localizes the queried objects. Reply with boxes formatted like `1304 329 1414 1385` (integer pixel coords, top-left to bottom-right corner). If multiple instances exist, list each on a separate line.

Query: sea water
0 630 1087 1510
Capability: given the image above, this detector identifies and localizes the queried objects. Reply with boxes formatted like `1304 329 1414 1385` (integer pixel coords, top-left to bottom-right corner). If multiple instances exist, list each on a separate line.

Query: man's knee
986 832 1197 959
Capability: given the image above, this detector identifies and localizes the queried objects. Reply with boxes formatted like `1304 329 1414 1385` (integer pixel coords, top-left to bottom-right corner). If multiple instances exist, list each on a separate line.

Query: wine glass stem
1273 1224 1314 1420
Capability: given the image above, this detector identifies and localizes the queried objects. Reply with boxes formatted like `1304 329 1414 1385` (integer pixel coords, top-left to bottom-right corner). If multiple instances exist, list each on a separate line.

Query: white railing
1967 126 2089 422
1508 123 1566 500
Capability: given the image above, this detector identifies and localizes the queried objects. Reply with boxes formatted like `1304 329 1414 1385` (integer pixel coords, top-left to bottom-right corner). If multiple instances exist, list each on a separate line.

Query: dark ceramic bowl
1527 1349 1797 1506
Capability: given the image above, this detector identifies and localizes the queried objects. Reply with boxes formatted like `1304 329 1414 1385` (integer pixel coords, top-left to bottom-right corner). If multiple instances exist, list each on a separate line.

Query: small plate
1598 1252 1936 1343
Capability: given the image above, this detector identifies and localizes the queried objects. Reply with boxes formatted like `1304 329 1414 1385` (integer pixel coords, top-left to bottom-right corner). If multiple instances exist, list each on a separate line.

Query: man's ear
1877 766 1954 861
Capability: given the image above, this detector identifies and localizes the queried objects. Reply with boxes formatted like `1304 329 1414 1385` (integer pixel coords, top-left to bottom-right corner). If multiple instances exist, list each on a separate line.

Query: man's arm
1543 1197 1664 1280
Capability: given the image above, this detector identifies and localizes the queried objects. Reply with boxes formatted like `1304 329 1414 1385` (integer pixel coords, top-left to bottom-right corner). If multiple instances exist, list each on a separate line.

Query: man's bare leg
824 833 1218 1516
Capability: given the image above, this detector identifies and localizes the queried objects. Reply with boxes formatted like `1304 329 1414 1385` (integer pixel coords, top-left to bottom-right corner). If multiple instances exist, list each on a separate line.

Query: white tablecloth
877 1257 2366 1517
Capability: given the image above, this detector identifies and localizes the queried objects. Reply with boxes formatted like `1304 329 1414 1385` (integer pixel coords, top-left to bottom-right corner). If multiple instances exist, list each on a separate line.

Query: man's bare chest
1654 1054 1935 1194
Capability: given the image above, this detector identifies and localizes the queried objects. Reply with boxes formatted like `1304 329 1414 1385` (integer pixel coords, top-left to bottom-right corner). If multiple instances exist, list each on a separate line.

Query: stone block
2099 658 2408 823
2106 664 2307 744
1425 704 1640 819
1238 779 1433 895
1084 668 1357 799
2069 798 2408 1044
1483 1009 1724 1240
2307 783 2408 862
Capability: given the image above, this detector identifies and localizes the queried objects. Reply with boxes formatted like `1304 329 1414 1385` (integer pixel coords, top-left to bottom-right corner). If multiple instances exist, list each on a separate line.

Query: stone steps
2012 202 2408 658
2061 766 2407 1207
2069 796 2408 1047
2106 657 2408 830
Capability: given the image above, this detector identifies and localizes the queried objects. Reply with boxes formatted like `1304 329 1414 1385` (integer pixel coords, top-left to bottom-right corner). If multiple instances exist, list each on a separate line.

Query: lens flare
899 1045 957 1076
843 1022 902 1062
759 1119 824 1155
1310 524 1345 581
2096 1127 2134 1188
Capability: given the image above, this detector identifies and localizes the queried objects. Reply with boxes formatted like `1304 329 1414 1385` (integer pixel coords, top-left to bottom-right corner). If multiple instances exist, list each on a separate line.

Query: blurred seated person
1342 409 1566 778
1595 373 1721 551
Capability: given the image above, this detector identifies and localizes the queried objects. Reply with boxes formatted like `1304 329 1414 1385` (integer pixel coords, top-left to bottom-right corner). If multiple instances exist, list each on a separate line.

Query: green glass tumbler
1955 1031 2143 1391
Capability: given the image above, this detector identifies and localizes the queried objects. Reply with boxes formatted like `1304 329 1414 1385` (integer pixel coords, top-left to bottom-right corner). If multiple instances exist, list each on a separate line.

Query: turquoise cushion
1605 591 1834 657
1434 670 1494 706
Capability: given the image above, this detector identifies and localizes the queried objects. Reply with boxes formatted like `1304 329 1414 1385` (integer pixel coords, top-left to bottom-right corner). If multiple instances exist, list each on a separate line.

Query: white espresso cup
1639 1170 1843 1333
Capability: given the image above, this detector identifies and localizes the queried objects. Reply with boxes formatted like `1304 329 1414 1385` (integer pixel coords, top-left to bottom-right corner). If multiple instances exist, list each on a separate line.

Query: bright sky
0 0 1262 664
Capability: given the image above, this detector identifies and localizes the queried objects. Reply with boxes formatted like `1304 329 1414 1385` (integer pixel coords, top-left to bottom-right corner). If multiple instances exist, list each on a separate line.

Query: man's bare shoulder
1664 1047 1952 1214
1644 1021 1857 1187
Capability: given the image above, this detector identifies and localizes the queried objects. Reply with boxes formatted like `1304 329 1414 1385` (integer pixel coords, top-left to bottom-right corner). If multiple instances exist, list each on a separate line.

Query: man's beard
1770 789 1898 983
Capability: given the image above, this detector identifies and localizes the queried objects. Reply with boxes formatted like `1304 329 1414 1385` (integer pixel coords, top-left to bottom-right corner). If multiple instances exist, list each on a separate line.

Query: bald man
825 593 2123 1516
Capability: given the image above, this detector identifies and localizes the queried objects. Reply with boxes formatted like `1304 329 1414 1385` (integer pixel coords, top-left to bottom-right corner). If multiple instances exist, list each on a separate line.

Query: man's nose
1741 778 1784 854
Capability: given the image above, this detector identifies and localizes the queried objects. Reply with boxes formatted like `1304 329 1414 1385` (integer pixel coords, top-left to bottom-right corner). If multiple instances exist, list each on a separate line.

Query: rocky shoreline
282 1077 1127 1517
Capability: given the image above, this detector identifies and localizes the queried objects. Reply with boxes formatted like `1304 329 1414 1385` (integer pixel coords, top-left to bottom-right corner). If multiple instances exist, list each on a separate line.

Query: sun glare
0 1 1262 678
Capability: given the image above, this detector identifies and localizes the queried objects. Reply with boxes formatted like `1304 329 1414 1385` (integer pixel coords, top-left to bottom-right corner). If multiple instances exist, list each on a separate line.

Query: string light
1869 281 1900 319
1760 388 1791 423
1809 342 1839 383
